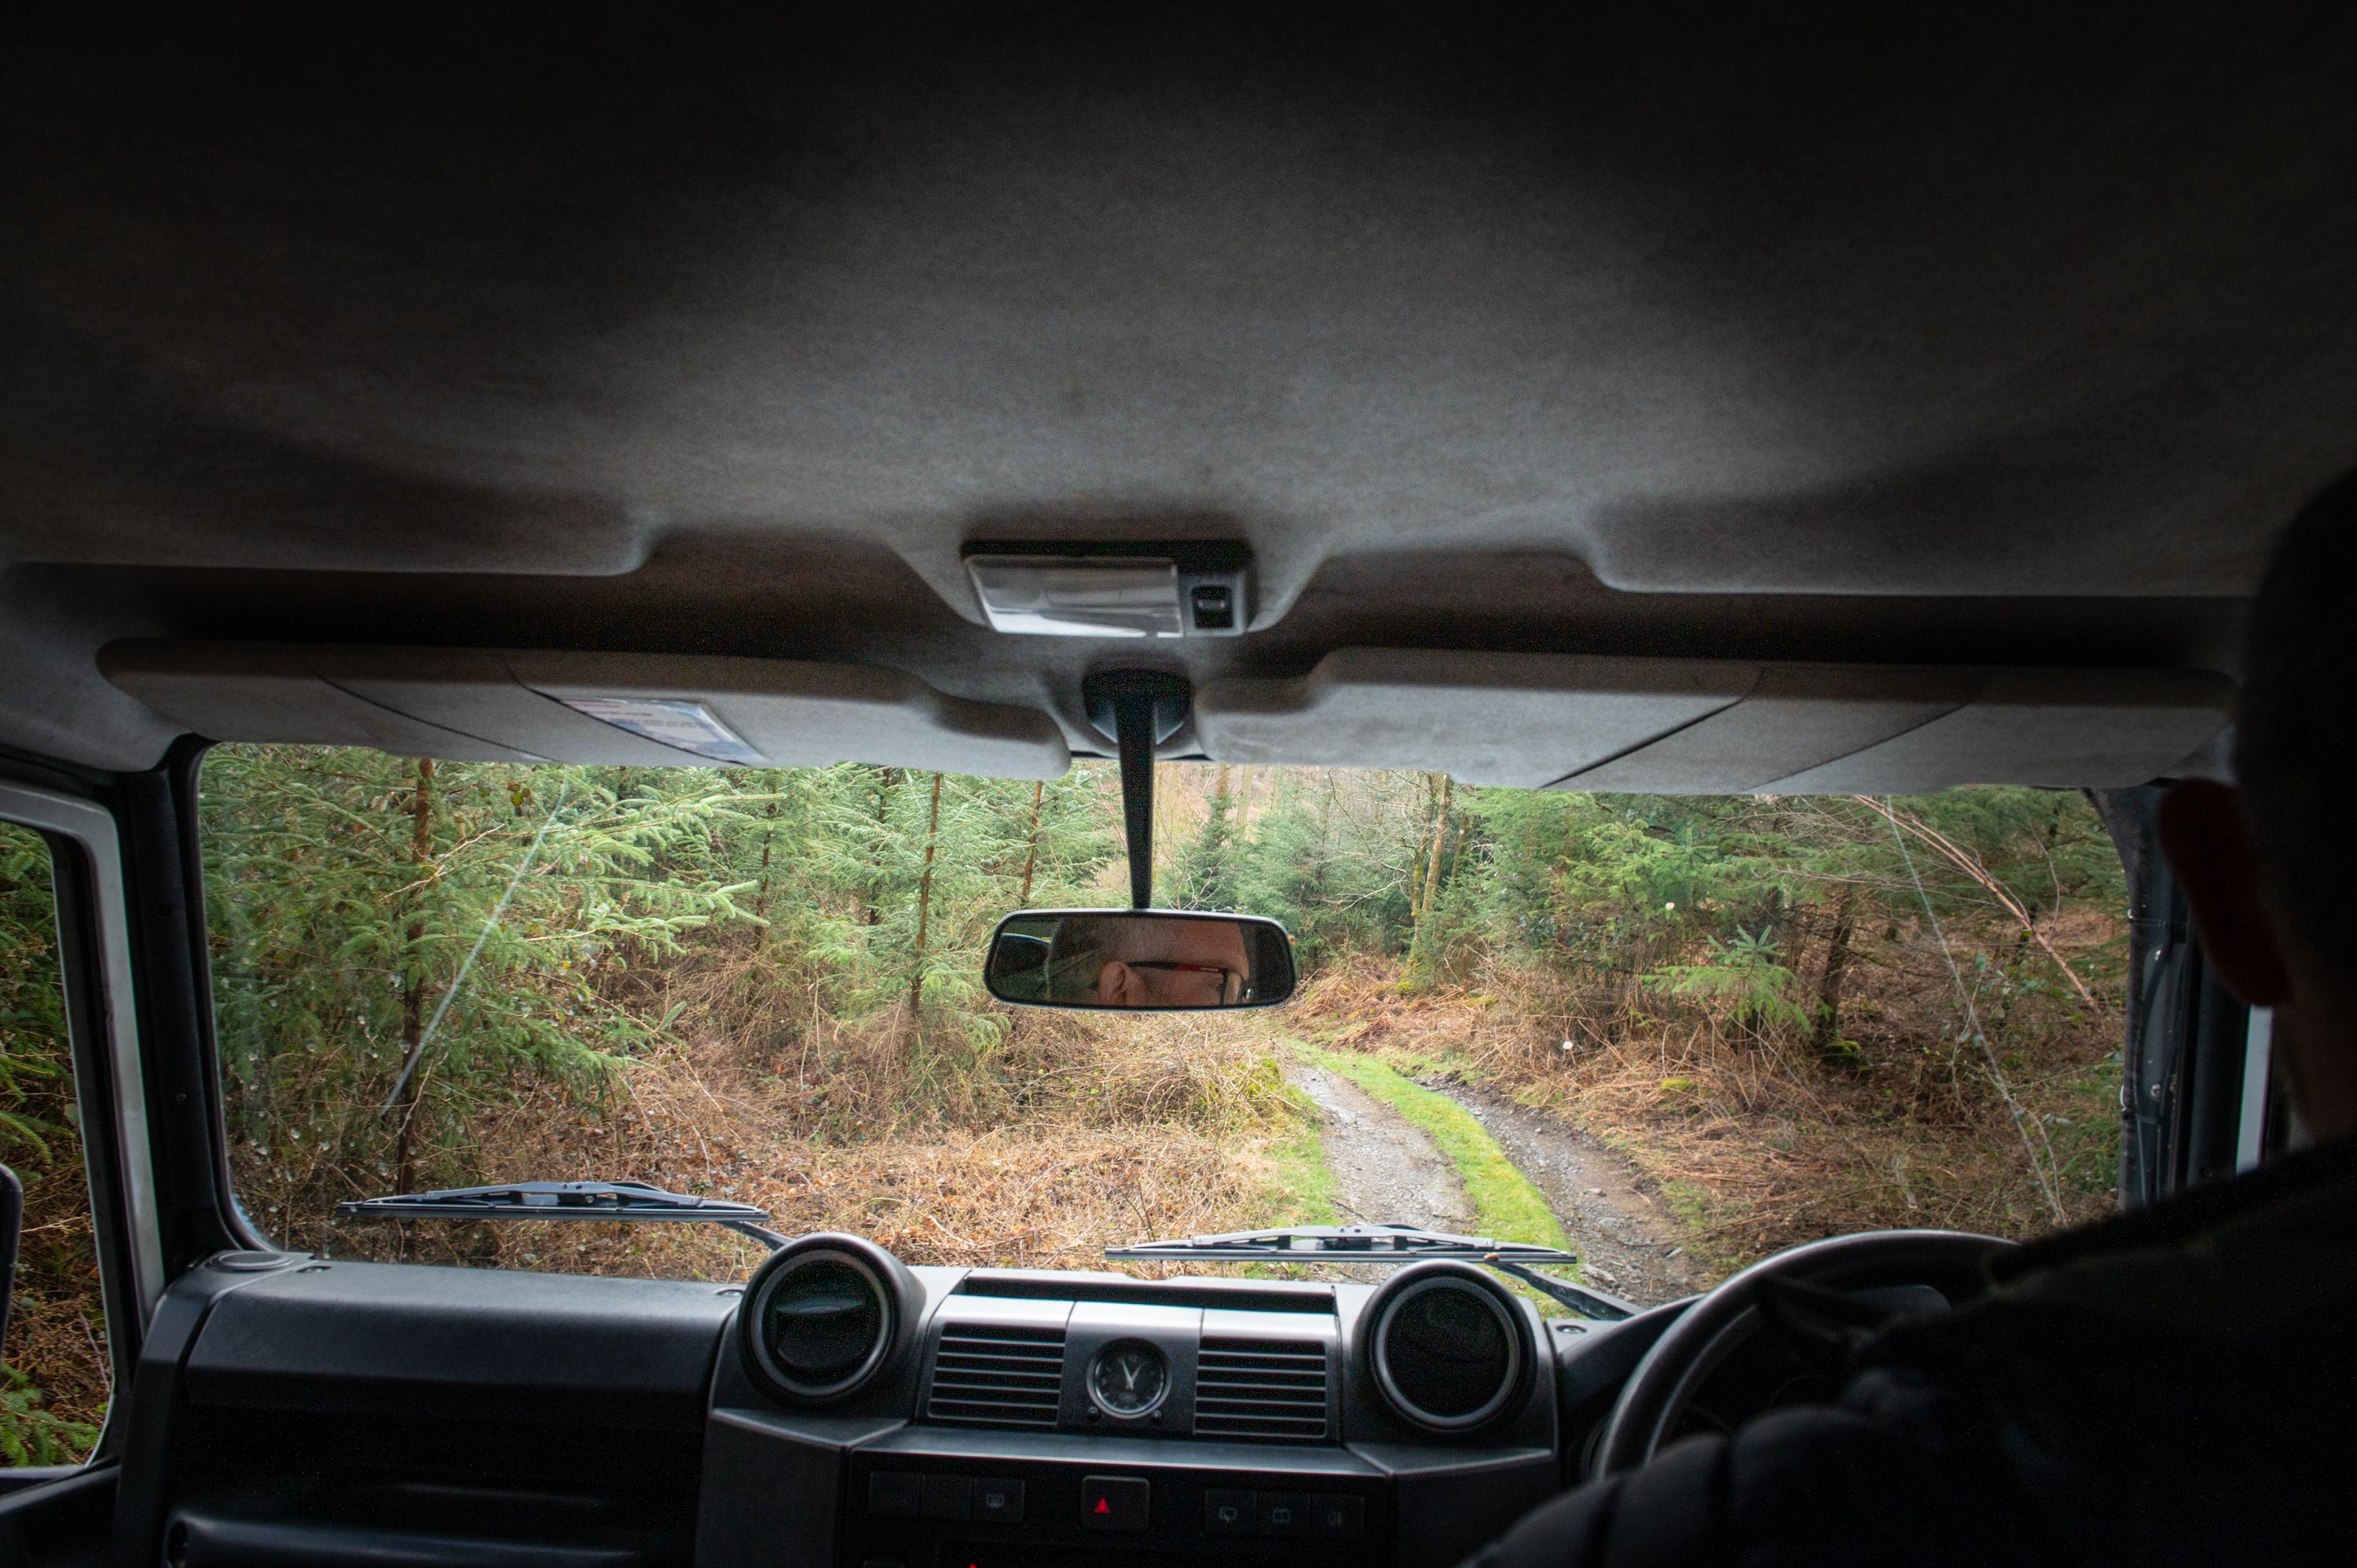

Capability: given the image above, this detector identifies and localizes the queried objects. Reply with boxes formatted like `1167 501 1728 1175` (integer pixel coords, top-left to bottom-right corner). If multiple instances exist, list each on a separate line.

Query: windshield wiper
1108 1223 1637 1321
336 1179 787 1249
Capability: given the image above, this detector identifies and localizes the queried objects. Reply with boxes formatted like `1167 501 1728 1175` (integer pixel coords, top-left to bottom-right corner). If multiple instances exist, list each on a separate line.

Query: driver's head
2162 465 2357 1138
1054 915 1250 1009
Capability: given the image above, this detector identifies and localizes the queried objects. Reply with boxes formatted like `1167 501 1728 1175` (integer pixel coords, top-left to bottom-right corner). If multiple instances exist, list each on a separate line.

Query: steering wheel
1590 1229 2015 1477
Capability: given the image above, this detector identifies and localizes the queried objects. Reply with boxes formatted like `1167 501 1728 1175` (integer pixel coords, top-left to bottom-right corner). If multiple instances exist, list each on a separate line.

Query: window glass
0 823 109 1466
200 746 2124 1297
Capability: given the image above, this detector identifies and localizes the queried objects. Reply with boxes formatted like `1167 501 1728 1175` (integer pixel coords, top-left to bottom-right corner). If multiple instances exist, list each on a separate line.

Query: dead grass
240 980 1299 1284
4 1185 111 1449
1291 910 2124 1275
232 909 2126 1293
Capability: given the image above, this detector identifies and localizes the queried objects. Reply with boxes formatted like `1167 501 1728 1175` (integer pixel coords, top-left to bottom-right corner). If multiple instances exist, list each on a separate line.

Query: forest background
1 744 2131 1462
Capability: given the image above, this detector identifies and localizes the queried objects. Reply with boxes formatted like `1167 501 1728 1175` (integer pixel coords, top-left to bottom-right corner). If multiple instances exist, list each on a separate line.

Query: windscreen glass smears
200 745 2126 1292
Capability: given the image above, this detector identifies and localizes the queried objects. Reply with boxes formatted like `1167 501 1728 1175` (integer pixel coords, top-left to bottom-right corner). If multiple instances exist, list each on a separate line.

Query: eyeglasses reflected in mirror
983 910 1298 1012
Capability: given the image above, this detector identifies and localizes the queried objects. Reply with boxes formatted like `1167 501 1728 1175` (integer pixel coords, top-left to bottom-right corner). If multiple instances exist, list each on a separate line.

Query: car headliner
3 8 2352 780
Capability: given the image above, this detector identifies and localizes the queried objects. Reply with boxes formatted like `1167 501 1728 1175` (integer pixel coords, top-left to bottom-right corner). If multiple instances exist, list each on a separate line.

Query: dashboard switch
1310 1494 1365 1537
920 1476 973 1522
867 1473 920 1519
1204 1490 1254 1536
1080 1476 1150 1532
1257 1492 1310 1536
974 1478 1025 1525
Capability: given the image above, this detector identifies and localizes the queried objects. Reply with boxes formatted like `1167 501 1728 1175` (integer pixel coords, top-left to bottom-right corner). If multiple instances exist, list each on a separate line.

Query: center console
694 1236 1561 1568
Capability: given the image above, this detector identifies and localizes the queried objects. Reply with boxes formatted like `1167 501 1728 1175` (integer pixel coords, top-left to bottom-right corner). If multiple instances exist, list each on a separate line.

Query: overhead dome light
964 550 1250 638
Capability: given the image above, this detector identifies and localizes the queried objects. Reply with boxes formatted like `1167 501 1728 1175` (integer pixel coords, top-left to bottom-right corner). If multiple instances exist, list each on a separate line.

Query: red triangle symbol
1094 1498 1112 1515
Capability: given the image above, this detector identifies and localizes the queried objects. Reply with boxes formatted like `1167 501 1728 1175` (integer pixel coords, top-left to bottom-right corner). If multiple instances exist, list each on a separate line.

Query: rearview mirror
984 910 1297 1011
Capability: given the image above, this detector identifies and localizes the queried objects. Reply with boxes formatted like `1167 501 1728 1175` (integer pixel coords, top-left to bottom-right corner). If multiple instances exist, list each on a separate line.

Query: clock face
1087 1339 1170 1418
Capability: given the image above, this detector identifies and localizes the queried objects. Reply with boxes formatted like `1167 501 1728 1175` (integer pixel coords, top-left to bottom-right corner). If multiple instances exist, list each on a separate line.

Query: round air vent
737 1234 916 1406
1365 1262 1532 1435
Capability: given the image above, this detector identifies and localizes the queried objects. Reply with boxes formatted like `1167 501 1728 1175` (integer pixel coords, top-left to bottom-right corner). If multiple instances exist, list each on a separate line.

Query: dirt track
1428 1079 1707 1305
1290 1066 1472 1232
1288 1063 1704 1307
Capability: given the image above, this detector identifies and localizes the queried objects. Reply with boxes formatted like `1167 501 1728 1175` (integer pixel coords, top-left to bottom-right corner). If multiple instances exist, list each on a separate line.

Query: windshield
200 746 2127 1300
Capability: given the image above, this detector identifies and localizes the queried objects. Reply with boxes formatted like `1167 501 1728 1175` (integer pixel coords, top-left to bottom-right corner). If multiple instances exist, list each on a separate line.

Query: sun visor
1193 650 1761 786
1732 667 2235 793
1195 650 2231 792
100 643 1072 779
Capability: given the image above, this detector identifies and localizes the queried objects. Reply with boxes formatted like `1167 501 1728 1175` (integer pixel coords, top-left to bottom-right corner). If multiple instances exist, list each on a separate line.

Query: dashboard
116 1237 1694 1568
698 1233 1629 1568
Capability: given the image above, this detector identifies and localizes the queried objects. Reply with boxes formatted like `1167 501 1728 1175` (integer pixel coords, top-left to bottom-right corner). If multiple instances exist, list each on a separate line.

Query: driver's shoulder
1970 1131 2357 1335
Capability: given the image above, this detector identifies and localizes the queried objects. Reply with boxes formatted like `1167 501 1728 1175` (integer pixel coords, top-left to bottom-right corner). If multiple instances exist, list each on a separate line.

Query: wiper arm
1107 1223 1636 1321
1109 1222 1577 1263
335 1179 787 1250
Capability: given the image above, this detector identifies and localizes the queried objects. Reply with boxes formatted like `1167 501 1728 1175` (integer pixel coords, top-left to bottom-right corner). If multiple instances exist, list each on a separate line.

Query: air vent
1193 1338 1329 1442
925 1324 1068 1428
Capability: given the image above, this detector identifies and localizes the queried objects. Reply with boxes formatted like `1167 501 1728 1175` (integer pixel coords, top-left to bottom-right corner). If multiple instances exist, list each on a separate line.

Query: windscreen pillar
2090 786 2267 1206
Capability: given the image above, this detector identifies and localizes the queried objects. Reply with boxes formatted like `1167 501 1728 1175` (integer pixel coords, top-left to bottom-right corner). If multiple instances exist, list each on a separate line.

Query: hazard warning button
1079 1475 1150 1532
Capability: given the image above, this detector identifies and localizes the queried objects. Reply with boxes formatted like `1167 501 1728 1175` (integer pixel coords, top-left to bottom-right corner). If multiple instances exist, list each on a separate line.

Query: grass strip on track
1283 1038 1570 1256
1262 1074 1342 1227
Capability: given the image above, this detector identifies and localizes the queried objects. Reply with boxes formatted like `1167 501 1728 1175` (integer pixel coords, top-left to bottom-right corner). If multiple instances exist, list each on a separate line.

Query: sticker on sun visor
561 698 765 765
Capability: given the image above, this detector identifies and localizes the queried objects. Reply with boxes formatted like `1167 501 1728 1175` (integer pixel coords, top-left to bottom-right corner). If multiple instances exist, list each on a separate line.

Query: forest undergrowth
247 950 1300 1284
1292 909 2123 1273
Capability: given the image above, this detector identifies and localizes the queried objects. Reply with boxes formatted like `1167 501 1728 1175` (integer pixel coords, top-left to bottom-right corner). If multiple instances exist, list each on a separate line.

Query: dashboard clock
1087 1339 1171 1418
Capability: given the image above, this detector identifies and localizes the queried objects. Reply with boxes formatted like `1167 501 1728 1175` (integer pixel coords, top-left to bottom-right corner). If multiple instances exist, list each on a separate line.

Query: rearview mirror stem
1083 670 1191 910
1115 690 1155 909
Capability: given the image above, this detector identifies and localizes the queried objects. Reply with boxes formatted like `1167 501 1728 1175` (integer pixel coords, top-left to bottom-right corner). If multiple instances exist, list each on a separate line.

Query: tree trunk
393 757 436 1200
1409 773 1439 923
753 796 781 933
1809 885 1857 1061
1406 773 1453 982
866 768 896 926
1017 779 1044 905
907 772 944 1023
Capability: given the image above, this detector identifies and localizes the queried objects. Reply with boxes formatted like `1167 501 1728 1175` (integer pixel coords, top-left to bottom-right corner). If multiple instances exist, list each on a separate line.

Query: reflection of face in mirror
1070 915 1249 1009
984 911 1296 1011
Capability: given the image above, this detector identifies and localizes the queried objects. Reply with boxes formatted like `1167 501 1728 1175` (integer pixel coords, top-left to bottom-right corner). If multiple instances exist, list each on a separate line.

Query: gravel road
1287 1061 1705 1307
1289 1066 1472 1231
1429 1079 1708 1306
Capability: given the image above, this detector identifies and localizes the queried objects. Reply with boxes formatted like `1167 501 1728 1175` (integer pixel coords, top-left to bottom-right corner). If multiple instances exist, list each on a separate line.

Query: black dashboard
111 1238 1687 1568
702 1234 1570 1568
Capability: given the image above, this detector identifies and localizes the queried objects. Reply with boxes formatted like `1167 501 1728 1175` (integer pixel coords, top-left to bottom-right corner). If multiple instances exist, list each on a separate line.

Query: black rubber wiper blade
1106 1224 1637 1321
1107 1223 1578 1263
335 1179 786 1249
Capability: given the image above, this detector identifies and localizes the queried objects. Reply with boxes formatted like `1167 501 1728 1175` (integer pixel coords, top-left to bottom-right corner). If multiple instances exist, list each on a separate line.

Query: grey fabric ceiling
3 6 2350 775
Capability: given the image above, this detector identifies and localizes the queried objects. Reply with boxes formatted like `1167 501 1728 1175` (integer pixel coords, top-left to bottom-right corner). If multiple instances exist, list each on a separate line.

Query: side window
0 823 108 1467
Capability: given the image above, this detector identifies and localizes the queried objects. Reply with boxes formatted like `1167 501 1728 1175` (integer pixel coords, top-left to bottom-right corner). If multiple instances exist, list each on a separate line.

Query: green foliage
201 748 1124 1192
0 827 69 1161
0 1365 99 1467
1227 772 1423 965
1644 930 1811 1034
1170 776 1240 912
0 826 108 1465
